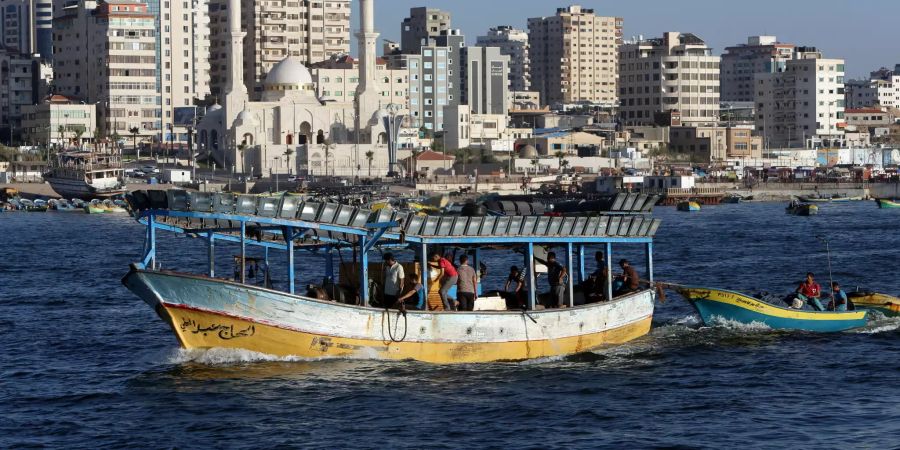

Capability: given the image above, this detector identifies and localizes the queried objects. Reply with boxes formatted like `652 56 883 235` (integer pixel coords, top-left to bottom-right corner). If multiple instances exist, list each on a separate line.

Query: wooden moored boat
123 190 663 363
875 198 900 209
677 287 868 332
847 292 900 317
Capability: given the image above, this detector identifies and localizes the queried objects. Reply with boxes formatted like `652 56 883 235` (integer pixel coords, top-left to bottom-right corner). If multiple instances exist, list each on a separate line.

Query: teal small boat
875 198 900 209
677 287 869 332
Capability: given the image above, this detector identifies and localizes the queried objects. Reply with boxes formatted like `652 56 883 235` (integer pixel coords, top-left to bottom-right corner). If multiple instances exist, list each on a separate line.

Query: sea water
1 202 898 448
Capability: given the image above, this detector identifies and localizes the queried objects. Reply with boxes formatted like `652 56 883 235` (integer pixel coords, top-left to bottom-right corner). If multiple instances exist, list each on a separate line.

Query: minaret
355 0 382 142
225 0 248 125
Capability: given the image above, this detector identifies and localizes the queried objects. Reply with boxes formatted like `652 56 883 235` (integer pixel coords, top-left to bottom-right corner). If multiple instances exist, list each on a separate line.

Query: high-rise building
400 6 450 54
619 32 721 127
528 5 621 107
0 0 53 60
158 0 211 141
207 0 351 99
386 44 452 132
720 36 795 102
756 48 845 148
0 48 42 142
845 66 900 109
461 46 509 116
475 25 530 92
53 0 160 138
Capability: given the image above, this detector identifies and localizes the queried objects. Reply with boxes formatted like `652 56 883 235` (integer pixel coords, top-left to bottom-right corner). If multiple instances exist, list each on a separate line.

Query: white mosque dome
233 109 258 127
265 57 314 87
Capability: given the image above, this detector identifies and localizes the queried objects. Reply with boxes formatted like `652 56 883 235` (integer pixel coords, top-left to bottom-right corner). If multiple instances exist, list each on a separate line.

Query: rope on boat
382 304 408 343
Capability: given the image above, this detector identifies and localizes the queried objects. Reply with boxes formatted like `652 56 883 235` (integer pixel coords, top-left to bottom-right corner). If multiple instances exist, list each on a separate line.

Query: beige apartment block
528 5 621 107
159 0 211 138
619 32 721 127
309 54 409 110
208 0 350 99
756 49 845 148
53 0 160 139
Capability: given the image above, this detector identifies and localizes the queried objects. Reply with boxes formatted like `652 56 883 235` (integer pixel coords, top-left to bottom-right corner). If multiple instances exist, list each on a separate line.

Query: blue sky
353 0 900 79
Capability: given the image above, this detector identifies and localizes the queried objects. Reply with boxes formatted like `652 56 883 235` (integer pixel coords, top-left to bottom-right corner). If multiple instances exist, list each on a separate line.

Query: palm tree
554 150 566 168
237 141 247 173
57 125 66 149
560 159 570 174
73 127 85 150
130 127 140 160
283 148 294 175
92 127 103 151
530 158 539 174
365 150 374 177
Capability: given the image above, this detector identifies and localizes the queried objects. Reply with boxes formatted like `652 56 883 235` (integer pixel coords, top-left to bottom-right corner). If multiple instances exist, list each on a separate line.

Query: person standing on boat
588 251 609 302
795 272 825 311
456 255 478 312
546 252 567 308
504 266 527 308
828 282 849 311
382 253 405 309
431 253 459 310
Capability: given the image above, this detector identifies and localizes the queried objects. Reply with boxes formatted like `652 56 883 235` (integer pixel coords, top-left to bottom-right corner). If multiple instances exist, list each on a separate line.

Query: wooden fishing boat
786 201 818 216
677 201 701 212
875 198 900 209
677 287 868 332
847 292 900 317
122 190 663 364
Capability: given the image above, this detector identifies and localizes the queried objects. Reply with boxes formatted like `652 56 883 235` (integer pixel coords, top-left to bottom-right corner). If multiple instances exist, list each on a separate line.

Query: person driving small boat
827 282 849 311
795 272 825 311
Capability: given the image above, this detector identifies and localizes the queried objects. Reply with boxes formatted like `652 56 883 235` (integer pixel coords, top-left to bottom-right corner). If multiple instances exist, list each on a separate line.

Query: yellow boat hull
162 303 652 364
848 293 900 317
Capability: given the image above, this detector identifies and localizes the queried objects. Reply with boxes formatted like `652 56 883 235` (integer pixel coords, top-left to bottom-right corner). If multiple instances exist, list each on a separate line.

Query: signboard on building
173 106 199 128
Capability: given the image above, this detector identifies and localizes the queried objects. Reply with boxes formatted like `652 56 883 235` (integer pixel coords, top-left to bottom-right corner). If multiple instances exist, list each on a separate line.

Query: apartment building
475 26 530 92
400 6 451 54
386 46 451 132
158 0 211 140
0 0 53 60
845 66 900 109
309 54 408 109
755 47 845 148
21 96 96 146
720 36 795 102
669 125 763 161
461 46 509 116
53 0 160 138
0 48 42 142
208 0 351 99
619 32 721 127
528 5 621 107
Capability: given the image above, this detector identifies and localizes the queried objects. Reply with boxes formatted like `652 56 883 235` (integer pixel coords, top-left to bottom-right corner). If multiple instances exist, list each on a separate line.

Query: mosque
196 0 400 177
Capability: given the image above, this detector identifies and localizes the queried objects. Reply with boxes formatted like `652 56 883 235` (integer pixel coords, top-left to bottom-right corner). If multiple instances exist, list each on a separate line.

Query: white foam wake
707 315 773 331
169 347 319 365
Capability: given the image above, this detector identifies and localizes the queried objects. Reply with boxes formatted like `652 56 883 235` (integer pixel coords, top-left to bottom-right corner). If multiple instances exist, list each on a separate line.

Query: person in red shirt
796 272 825 311
431 253 459 311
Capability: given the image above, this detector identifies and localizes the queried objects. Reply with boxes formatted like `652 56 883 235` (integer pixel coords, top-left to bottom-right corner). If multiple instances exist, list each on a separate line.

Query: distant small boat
799 194 864 203
786 201 818 216
677 201 701 212
847 292 900 317
722 194 744 204
875 198 900 209
677 287 869 332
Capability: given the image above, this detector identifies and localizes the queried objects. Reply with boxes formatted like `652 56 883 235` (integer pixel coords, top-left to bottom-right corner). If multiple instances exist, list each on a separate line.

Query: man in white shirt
382 253 405 309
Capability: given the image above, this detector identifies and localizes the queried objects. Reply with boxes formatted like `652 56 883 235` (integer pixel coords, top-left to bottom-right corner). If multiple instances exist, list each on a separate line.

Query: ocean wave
168 347 327 365
851 315 900 335
707 316 773 331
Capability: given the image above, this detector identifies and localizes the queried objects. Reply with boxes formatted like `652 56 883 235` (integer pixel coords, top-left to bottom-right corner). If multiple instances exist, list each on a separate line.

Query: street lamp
374 103 405 177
